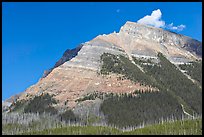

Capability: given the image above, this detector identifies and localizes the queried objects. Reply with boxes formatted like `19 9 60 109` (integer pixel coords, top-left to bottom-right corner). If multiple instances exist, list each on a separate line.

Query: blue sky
2 2 202 100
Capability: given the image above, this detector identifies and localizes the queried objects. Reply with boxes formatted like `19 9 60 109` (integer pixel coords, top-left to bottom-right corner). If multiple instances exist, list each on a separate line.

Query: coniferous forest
2 52 202 135
99 52 202 128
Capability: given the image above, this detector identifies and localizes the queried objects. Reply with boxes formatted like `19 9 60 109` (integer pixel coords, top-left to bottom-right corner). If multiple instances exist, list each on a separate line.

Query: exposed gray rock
63 40 127 71
2 101 12 112
120 21 202 60
43 21 202 79
5 21 202 110
42 44 83 78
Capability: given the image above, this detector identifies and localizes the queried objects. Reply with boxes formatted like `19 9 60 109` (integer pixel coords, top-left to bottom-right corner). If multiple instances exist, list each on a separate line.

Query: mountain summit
3 21 202 127
42 21 201 79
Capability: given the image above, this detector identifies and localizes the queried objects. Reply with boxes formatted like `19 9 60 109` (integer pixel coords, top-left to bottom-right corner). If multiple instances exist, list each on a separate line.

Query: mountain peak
120 21 164 32
4 20 202 111
118 21 201 59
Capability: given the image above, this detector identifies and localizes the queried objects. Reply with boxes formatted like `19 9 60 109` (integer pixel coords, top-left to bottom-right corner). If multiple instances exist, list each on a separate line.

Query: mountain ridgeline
3 21 202 134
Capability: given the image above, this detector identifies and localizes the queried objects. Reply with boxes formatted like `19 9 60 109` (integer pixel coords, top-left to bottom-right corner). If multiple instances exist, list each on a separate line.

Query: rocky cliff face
43 21 202 78
94 21 201 64
4 21 202 110
42 44 83 78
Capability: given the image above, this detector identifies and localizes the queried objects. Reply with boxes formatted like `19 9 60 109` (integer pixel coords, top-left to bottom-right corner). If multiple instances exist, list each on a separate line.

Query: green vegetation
21 126 122 135
2 111 80 135
5 52 201 135
2 123 28 135
10 93 58 115
58 110 79 123
133 57 153 65
19 118 201 135
24 93 58 115
75 91 118 103
179 61 202 85
99 52 202 128
100 91 183 128
100 53 158 87
123 118 202 135
75 92 104 102
10 99 27 112
85 115 102 125
134 53 202 115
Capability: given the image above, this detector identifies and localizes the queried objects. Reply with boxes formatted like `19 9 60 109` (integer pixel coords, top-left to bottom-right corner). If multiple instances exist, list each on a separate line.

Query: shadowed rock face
54 44 84 68
42 44 83 78
62 40 127 71
5 21 202 110
185 39 202 57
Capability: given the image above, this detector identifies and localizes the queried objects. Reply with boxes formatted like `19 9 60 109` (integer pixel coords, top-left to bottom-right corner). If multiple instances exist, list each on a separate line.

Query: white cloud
137 9 186 32
166 23 186 32
137 9 165 28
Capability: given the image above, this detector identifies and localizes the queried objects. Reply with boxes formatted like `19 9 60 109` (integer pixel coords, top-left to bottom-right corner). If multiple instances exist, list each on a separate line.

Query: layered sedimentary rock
95 21 202 64
43 21 202 80
4 21 202 109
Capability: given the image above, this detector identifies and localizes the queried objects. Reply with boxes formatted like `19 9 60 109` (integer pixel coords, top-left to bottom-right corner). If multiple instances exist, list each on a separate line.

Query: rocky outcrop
2 101 12 112
5 21 202 110
63 39 127 71
42 21 201 79
95 21 202 64
42 44 83 78
2 93 23 112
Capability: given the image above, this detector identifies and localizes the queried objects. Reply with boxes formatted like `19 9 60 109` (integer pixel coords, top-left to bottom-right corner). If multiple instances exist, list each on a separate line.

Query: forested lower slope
4 52 202 134
99 52 202 127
